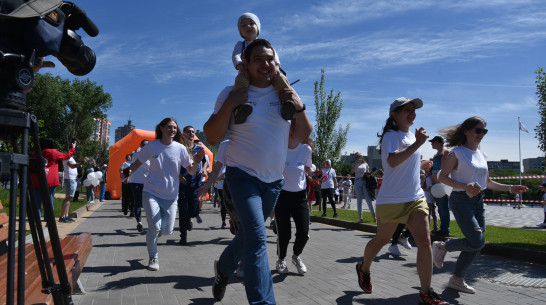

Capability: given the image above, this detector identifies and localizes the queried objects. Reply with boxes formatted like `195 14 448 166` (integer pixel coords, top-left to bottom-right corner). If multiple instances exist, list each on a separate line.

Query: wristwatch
296 104 306 113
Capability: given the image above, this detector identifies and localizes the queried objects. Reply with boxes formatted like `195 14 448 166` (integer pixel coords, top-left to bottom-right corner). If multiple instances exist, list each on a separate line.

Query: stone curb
70 201 99 219
310 215 546 266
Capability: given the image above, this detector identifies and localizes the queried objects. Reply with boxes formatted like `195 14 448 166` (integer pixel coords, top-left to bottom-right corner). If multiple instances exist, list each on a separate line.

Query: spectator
352 152 375 223
99 164 108 202
60 153 88 223
430 135 451 236
320 159 338 217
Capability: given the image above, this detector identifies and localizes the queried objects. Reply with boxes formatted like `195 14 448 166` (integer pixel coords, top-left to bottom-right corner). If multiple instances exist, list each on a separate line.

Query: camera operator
30 137 76 219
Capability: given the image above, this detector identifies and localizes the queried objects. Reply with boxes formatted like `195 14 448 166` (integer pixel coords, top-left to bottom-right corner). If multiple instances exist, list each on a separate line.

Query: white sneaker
276 259 288 274
537 222 546 227
148 258 159 271
432 241 447 269
292 256 307 274
448 276 475 294
388 244 401 256
399 236 412 250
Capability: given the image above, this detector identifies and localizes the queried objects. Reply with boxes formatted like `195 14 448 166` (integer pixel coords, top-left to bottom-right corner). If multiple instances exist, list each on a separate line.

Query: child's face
240 18 258 41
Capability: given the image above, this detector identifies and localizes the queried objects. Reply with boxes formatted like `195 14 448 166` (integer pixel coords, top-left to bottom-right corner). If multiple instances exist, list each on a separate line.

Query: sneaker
233 103 253 124
333 213 338 218
65 217 76 223
221 222 227 229
399 236 412 250
148 258 159 271
418 288 448 305
292 256 307 274
537 222 546 227
321 213 327 217
359 219 364 224
270 220 275 229
281 100 296 120
235 265 244 279
355 262 372 293
58 217 69 223
137 222 143 232
388 244 401 256
432 241 447 269
196 215 203 223
276 259 288 274
213 259 229 301
448 276 475 294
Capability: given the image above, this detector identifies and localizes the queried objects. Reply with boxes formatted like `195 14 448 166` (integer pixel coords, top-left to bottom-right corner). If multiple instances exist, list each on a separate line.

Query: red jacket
31 148 76 188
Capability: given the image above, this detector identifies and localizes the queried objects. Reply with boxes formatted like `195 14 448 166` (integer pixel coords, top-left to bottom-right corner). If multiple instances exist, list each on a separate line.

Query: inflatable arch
106 129 213 199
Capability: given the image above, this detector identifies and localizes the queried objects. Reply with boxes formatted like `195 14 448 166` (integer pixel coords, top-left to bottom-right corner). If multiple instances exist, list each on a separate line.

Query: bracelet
296 104 306 113
509 185 512 193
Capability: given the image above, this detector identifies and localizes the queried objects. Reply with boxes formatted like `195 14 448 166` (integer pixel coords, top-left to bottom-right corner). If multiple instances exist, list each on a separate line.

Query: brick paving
68 200 546 305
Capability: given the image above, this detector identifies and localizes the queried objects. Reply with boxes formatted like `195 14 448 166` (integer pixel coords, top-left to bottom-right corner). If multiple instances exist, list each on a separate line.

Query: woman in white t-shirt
128 118 204 271
356 97 447 305
351 153 375 222
320 159 338 217
433 116 528 294
273 124 313 276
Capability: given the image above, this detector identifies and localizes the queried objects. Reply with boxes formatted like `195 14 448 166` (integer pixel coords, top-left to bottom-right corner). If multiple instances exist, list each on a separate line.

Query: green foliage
535 67 546 154
486 169 543 201
24 73 113 164
311 69 350 164
331 161 352 176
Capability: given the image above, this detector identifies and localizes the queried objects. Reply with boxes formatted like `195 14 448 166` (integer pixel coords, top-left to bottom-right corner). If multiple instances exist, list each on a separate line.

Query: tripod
0 105 73 305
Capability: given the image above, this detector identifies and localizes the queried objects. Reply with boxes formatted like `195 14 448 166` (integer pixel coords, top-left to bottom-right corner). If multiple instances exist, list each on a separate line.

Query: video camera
0 0 98 110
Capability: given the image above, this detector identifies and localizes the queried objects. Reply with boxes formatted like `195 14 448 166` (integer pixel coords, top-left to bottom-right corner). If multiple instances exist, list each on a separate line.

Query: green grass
311 206 546 252
0 188 88 217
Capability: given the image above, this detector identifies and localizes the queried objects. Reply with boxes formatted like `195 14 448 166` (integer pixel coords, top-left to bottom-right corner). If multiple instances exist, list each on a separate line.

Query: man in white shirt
204 39 312 304
60 154 88 223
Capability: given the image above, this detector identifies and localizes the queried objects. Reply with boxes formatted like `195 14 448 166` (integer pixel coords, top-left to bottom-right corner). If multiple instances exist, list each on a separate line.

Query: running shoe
212 259 229 301
292 256 307 274
148 258 159 271
399 236 412 250
276 259 288 274
355 262 372 293
448 276 475 294
418 288 448 305
137 222 143 232
388 244 401 256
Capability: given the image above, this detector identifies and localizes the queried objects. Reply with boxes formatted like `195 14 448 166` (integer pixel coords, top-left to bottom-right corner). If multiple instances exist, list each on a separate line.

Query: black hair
183 125 195 133
244 39 275 62
39 137 55 149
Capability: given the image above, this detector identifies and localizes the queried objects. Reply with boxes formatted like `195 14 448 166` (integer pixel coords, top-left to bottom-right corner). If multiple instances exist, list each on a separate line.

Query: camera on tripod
0 0 99 110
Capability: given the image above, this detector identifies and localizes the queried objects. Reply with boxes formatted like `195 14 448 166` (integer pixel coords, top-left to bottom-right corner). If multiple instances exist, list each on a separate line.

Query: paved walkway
67 199 545 305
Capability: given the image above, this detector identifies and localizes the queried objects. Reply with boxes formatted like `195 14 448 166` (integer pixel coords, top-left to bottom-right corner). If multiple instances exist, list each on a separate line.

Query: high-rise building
115 120 135 143
367 145 381 170
92 118 111 146
522 157 545 172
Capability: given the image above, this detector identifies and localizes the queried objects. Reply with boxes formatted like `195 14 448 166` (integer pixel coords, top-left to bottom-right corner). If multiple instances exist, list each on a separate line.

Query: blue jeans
86 186 94 202
34 186 56 219
354 178 374 217
142 191 178 259
100 183 106 201
444 191 486 278
218 167 283 305
434 194 450 234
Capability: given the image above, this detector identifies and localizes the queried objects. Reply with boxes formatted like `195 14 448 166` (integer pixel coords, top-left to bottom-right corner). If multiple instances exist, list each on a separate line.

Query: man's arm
204 89 248 145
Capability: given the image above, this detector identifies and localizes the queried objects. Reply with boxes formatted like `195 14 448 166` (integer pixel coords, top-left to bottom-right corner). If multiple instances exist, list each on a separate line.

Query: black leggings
218 189 226 222
321 188 336 214
274 190 310 259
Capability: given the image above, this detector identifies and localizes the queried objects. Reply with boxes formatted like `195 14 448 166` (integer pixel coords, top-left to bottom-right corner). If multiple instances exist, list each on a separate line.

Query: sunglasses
473 128 488 135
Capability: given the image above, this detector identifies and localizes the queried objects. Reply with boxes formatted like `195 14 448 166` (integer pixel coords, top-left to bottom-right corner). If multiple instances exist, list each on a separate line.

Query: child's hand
414 127 429 146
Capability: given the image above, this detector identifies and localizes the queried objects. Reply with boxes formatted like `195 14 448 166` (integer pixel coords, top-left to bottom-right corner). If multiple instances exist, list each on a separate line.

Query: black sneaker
418 288 448 305
65 217 76 223
233 103 253 124
355 262 372 293
281 100 296 120
58 217 69 223
333 213 338 218
137 222 143 232
212 259 229 301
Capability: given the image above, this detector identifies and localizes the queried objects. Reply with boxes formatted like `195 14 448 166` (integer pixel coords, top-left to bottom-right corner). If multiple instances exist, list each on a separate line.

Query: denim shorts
65 179 77 197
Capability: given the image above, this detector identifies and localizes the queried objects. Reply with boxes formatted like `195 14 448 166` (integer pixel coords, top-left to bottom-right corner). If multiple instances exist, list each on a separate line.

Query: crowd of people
26 11 541 305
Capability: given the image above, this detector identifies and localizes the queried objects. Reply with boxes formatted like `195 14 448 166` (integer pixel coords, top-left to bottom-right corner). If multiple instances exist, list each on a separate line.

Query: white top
214 85 290 183
343 180 352 190
130 150 150 184
135 139 192 201
376 130 425 204
120 161 132 183
354 163 369 179
282 143 312 192
214 140 229 190
450 146 488 191
321 168 337 189
62 157 78 180
424 175 434 203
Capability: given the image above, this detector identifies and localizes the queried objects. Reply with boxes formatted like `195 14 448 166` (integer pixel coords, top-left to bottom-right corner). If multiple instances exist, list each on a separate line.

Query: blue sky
46 0 546 162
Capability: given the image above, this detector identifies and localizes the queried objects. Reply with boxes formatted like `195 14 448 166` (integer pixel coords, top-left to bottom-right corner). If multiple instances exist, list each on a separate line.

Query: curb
310 215 546 266
70 201 100 219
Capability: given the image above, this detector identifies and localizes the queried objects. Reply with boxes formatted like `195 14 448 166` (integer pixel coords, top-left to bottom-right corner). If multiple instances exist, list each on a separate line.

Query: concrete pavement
66 199 546 305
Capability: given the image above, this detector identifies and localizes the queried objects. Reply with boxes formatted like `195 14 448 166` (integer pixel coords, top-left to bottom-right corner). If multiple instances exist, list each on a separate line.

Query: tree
25 73 113 163
535 67 546 155
312 69 350 164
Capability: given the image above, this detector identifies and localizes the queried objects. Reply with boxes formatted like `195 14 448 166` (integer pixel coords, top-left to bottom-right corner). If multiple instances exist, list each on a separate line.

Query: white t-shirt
354 163 369 178
63 157 78 180
343 180 352 190
130 150 150 184
321 168 337 189
424 175 434 203
376 130 425 205
450 146 488 191
282 143 312 192
214 140 229 190
213 85 290 183
120 160 132 183
135 139 192 201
